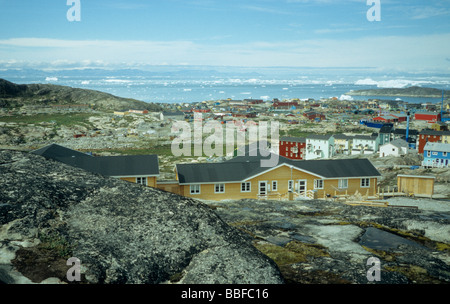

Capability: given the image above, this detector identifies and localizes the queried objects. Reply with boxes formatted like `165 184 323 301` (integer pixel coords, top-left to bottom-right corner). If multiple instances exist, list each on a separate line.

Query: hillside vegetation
0 78 162 111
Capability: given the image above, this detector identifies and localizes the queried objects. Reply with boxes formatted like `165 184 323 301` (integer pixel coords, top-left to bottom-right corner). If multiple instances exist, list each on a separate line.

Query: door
259 181 268 196
298 180 307 195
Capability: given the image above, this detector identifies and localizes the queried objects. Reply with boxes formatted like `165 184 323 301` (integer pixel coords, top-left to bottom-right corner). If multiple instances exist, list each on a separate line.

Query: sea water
4 69 449 105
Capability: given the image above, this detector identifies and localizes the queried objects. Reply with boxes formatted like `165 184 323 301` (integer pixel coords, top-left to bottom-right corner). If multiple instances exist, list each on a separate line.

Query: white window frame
314 179 324 189
427 151 431 157
338 179 348 189
361 178 370 188
241 182 251 192
190 184 201 195
259 181 268 196
288 180 294 191
215 183 225 193
136 177 147 186
271 180 278 192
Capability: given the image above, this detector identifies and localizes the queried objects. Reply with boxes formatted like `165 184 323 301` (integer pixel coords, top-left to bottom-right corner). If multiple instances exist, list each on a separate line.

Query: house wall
443 135 450 144
423 148 450 167
156 182 181 195
334 139 351 155
120 176 157 187
279 140 306 160
178 165 378 201
397 175 434 197
414 113 441 122
305 138 334 160
417 134 442 153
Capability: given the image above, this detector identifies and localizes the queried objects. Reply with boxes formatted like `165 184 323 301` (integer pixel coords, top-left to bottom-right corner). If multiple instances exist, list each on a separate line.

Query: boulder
0 150 283 284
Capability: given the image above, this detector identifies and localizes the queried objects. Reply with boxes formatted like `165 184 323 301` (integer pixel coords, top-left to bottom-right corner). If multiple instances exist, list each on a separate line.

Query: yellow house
160 155 381 201
442 133 450 144
32 144 159 188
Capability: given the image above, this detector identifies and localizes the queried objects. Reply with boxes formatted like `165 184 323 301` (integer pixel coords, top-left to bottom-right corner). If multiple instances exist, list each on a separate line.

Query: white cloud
410 6 450 20
1 33 449 72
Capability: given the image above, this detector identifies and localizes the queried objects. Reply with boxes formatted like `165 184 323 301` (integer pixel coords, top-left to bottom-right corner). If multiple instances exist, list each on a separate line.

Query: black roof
32 143 92 160
379 125 393 133
280 136 306 143
176 154 380 184
393 129 419 136
420 129 450 136
32 144 159 177
307 134 333 140
333 134 353 140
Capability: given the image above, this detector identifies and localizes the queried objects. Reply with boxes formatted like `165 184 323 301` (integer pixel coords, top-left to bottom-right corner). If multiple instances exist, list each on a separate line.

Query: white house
379 139 409 157
351 135 380 155
305 134 335 160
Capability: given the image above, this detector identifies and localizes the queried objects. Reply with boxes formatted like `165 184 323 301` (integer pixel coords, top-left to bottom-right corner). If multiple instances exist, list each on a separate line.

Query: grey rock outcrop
0 150 283 284
210 199 450 284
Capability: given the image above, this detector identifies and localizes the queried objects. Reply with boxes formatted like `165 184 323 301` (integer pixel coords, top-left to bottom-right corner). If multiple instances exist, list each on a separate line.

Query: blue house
422 142 450 168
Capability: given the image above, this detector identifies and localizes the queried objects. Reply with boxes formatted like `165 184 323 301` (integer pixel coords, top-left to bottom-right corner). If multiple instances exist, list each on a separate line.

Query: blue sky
0 0 449 72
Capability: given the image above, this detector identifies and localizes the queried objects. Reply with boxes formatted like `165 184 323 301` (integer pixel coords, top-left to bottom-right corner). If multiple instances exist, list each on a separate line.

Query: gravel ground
387 197 450 212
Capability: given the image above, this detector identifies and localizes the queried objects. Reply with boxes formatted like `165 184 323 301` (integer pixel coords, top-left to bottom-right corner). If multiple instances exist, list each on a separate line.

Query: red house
373 115 398 123
273 101 299 109
390 114 408 122
303 111 326 121
417 129 445 153
279 136 306 160
193 108 211 113
415 112 441 122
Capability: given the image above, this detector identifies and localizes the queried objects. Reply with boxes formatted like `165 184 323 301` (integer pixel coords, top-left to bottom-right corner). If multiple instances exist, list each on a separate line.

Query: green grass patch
38 231 74 259
254 241 329 267
0 113 98 127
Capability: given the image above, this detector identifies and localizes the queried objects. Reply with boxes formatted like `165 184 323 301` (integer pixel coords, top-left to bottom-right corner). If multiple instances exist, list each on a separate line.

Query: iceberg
339 94 353 101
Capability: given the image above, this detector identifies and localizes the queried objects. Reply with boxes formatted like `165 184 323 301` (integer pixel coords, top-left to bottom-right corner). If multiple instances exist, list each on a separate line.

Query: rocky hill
0 149 283 284
346 86 449 98
0 78 162 111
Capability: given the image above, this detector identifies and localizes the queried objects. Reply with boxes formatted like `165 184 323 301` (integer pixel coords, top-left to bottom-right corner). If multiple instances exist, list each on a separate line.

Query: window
444 152 448 157
136 177 147 186
432 152 438 155
314 179 324 189
241 182 251 192
288 180 294 191
215 183 225 193
338 179 348 189
272 181 278 191
427 151 431 157
361 178 370 188
190 185 201 194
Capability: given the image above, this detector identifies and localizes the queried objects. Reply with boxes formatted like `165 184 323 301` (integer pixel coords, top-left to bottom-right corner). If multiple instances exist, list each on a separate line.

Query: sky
0 0 449 73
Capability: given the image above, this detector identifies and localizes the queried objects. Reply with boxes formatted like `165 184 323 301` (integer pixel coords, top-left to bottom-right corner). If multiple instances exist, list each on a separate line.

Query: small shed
397 175 435 198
